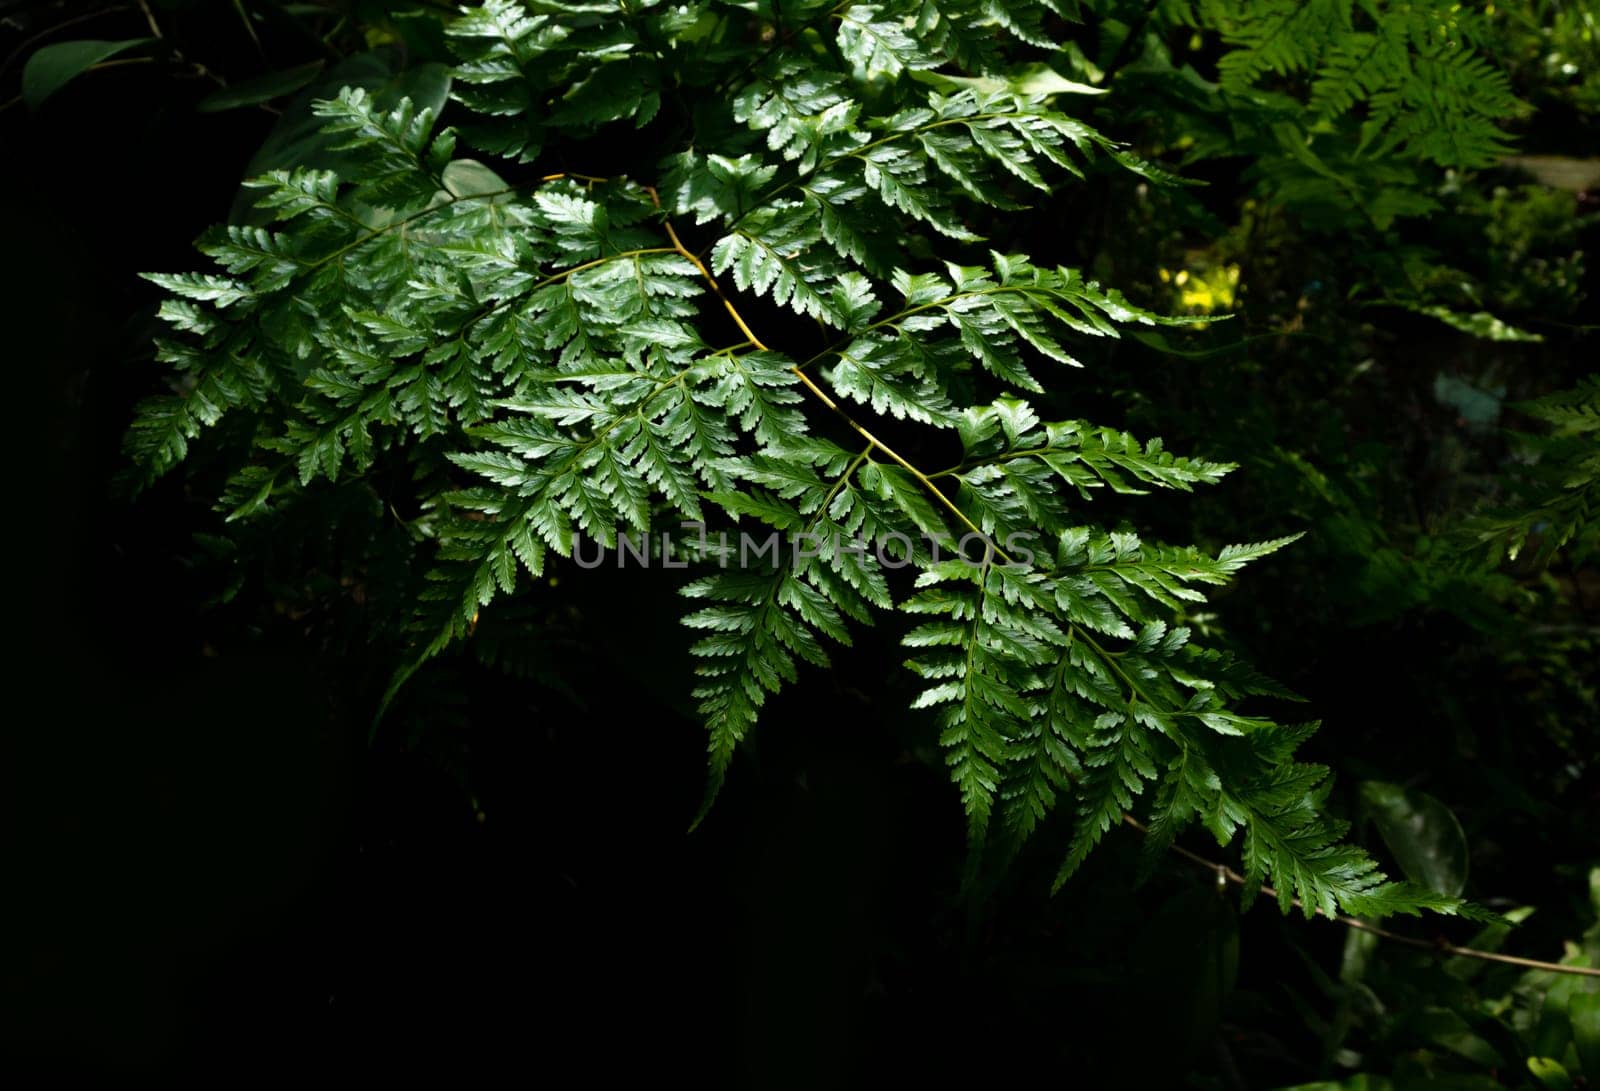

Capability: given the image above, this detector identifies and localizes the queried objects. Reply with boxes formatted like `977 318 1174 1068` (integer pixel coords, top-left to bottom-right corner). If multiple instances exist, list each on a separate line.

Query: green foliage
1462 375 1600 567
123 0 1524 922
1176 0 1524 169
1271 868 1600 1090
1487 0 1600 116
1108 0 1544 341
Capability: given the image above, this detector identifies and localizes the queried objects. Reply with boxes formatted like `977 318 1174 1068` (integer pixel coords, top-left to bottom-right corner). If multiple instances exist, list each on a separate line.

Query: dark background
0 69 1256 1081
4 1 1596 1085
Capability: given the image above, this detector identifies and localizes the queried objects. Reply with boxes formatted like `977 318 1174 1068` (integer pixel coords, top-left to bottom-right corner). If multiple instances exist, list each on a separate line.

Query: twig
1122 815 1600 978
134 0 233 93
2 54 159 113
643 185 1008 557
0 5 132 80
83 57 154 73
135 0 163 39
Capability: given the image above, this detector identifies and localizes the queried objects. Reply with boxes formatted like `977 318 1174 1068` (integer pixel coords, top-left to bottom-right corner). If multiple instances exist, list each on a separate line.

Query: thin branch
1121 815 1600 978
787 365 1006 556
0 5 132 80
135 0 163 39
82 56 154 73
133 0 246 96
657 214 771 351
229 0 266 59
645 186 1007 558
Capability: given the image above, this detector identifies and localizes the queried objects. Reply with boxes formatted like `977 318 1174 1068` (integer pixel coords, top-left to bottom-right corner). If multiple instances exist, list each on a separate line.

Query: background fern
1172 0 1524 170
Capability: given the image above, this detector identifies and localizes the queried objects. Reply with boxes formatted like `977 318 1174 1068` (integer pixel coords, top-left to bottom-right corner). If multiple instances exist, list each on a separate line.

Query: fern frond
123 0 1493 924
1189 0 1522 168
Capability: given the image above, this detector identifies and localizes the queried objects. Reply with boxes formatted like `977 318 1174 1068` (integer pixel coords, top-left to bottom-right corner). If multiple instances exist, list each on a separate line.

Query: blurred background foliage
2 0 1595 1084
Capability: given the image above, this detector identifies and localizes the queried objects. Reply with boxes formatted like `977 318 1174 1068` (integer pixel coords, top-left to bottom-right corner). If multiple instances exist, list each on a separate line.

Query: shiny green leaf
1527 1057 1574 1091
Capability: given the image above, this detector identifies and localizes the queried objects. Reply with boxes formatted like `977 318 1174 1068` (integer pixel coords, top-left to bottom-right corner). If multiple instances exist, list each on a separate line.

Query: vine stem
1120 815 1600 979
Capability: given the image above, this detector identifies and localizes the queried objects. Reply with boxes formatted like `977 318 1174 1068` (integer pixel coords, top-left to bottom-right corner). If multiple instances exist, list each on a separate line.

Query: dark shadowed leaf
197 61 325 112
1360 780 1469 897
1572 992 1600 1084
22 39 153 109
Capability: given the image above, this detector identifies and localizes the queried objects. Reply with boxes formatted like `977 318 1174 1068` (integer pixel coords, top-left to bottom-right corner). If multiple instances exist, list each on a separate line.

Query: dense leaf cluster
128 0 1500 920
